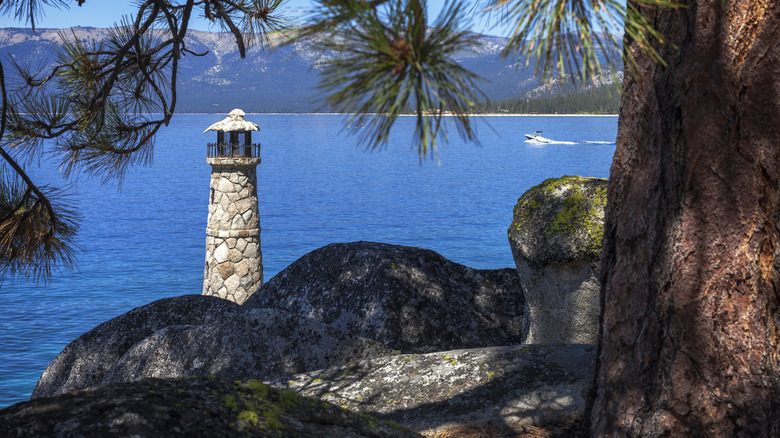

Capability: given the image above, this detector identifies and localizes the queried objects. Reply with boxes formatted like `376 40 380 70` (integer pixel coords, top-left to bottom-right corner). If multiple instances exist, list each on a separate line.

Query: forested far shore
477 84 620 115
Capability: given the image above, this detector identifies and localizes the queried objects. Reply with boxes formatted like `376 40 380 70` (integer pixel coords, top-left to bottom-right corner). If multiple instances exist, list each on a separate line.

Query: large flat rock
270 344 597 434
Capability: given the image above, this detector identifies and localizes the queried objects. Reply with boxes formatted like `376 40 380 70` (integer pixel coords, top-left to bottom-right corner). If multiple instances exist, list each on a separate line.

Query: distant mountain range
0 26 619 114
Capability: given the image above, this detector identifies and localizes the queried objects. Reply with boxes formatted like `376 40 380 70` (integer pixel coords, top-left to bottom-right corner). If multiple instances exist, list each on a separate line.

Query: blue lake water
0 114 617 408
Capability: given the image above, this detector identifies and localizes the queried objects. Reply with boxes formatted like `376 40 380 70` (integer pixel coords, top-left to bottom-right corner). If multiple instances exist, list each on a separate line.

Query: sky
0 0 509 36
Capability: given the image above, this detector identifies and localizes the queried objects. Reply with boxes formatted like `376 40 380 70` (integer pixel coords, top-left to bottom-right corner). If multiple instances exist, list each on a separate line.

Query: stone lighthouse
202 109 262 304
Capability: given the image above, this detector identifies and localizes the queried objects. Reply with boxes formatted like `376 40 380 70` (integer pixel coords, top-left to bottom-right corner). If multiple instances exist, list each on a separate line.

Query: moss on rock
0 377 420 437
509 175 607 267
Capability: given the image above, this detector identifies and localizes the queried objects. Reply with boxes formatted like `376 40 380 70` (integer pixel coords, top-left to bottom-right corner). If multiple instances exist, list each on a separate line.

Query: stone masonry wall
203 158 262 304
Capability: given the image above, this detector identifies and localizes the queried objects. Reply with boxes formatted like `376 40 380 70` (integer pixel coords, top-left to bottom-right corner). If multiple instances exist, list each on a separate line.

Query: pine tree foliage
0 0 289 282
297 0 484 159
0 0 677 282
485 0 682 81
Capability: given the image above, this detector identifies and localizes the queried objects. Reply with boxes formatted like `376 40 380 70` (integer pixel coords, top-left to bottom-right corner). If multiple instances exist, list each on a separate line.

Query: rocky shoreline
1 176 607 437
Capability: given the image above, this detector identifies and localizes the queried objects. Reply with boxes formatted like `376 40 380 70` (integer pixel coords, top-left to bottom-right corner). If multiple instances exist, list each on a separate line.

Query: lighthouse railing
207 143 260 158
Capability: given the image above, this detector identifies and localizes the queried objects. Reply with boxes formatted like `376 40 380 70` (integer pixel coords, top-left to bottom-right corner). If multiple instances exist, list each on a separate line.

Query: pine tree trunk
588 1 780 436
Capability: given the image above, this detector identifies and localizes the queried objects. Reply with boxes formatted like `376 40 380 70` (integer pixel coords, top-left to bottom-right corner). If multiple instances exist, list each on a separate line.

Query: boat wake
524 139 577 145
524 139 615 145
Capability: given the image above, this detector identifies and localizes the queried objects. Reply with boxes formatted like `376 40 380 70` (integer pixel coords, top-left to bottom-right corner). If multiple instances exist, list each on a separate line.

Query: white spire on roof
202 109 259 133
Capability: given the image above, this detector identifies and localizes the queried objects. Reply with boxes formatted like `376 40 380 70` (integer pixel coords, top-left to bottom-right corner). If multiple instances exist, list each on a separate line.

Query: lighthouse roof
202 109 259 133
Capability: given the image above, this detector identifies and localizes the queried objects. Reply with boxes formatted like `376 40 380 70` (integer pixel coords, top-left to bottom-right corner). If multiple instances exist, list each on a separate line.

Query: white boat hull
524 134 552 143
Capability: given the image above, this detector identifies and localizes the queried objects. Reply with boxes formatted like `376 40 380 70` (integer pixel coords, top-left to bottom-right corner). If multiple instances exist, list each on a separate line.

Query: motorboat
524 131 552 143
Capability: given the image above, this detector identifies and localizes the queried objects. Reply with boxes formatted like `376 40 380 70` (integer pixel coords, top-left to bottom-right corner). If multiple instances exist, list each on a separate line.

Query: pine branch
296 0 485 160
0 60 80 283
484 0 684 84
0 0 289 283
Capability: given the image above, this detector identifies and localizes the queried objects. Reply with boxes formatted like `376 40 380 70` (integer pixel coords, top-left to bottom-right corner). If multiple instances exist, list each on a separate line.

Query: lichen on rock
270 344 596 434
509 175 607 268
508 176 608 344
2 377 419 437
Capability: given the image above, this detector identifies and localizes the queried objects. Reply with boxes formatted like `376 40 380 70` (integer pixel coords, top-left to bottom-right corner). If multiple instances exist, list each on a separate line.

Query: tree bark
588 1 780 436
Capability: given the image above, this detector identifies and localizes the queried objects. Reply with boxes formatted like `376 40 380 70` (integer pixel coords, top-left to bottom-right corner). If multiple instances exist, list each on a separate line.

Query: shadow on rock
34 297 391 398
101 308 392 384
269 344 597 434
245 241 526 353
32 295 243 399
2 377 420 437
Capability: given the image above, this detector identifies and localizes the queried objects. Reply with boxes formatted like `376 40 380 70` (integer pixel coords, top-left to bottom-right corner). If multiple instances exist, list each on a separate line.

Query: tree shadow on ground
270 344 597 435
